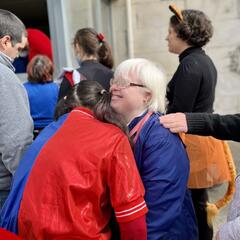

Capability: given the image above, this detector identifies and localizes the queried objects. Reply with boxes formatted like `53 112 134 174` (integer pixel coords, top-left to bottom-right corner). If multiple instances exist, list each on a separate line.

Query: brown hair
27 55 54 83
55 80 129 137
73 28 114 69
170 9 213 47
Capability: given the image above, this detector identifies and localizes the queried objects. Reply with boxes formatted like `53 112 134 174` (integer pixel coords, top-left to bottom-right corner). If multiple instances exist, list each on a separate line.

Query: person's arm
58 76 72 101
108 135 148 240
186 113 240 141
119 215 147 240
160 112 240 142
0 76 33 176
167 61 202 113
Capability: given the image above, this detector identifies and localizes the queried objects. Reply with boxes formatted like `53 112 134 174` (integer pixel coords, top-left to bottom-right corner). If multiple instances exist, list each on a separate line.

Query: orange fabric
180 134 231 188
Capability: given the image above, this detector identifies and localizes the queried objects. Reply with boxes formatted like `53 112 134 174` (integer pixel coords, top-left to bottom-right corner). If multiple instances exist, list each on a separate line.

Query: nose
109 83 118 93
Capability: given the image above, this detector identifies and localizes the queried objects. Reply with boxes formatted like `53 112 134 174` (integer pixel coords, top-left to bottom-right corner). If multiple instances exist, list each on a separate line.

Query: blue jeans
0 190 9 210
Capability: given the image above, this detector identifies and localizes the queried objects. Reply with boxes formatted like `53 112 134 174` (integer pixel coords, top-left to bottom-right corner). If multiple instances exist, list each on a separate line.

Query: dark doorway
0 0 50 36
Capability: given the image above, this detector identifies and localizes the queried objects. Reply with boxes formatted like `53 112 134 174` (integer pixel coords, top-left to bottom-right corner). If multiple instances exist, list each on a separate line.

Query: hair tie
100 89 107 95
169 4 184 22
97 33 105 43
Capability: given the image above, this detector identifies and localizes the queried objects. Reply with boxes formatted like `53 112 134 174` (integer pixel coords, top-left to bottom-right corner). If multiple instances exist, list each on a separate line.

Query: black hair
170 9 213 47
55 80 129 137
0 9 26 45
73 28 114 69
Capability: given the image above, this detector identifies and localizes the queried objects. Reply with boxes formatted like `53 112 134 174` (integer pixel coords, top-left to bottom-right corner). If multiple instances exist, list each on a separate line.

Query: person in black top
160 112 240 142
166 5 218 240
58 28 114 101
166 8 217 113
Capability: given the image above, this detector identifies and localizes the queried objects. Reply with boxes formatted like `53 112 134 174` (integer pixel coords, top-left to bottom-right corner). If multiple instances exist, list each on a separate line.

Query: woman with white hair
110 58 198 239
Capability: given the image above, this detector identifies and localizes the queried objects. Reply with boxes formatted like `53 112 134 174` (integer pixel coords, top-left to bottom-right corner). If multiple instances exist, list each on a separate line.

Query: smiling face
110 76 151 123
0 33 27 60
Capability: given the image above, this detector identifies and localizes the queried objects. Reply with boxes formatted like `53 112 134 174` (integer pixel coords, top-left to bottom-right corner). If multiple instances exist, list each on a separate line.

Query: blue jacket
129 111 198 240
0 114 68 233
24 82 59 129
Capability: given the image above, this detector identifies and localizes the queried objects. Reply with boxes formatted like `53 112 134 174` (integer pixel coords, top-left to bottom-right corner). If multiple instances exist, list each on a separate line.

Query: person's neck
0 51 13 61
126 108 147 125
178 44 193 55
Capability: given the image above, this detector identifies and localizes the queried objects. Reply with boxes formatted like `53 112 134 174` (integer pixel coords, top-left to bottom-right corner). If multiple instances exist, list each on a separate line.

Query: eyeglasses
110 78 145 89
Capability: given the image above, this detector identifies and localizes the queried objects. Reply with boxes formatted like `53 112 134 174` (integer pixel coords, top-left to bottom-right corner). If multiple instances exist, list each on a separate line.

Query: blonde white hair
114 58 167 113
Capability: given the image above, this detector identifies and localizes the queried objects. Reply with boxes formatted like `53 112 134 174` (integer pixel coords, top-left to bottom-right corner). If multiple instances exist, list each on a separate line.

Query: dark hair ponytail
73 28 114 69
98 41 114 69
54 80 128 137
54 85 81 120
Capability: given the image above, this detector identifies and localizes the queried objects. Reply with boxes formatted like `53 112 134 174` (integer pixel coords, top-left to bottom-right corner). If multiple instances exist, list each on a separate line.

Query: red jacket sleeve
119 215 147 240
107 135 148 223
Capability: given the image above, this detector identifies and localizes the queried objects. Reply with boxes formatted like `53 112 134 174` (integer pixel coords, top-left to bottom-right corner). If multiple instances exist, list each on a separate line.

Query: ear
143 89 152 105
0 35 12 50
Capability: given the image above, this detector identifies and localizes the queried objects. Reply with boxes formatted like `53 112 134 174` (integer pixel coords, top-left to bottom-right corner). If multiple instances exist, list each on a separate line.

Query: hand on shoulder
159 112 188 133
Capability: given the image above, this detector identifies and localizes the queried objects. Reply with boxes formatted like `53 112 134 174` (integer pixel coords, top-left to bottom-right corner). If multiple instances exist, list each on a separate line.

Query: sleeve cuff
114 198 148 223
185 113 207 134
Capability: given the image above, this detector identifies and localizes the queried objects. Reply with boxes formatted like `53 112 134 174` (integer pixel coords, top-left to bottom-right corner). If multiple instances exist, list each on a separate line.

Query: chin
168 48 177 54
110 101 119 112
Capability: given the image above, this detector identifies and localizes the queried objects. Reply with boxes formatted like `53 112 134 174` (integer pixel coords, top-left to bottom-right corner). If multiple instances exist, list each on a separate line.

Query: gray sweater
0 52 33 191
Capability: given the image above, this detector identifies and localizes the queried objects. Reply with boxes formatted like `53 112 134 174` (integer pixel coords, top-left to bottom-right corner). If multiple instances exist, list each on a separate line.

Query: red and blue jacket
1 107 147 239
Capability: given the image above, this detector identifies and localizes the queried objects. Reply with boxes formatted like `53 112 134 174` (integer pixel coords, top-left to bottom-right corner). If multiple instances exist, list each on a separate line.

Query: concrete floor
208 141 240 236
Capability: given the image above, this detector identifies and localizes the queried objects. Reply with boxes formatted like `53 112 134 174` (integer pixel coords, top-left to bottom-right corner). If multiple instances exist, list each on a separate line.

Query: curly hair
27 55 54 83
170 9 213 47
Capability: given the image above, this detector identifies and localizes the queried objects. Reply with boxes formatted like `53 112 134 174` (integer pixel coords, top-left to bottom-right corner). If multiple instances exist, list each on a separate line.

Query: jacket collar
128 110 148 130
72 106 94 118
0 52 15 72
179 47 204 62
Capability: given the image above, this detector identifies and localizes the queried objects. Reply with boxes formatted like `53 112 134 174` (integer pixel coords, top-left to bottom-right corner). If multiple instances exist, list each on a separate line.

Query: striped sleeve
115 198 148 222
108 135 148 223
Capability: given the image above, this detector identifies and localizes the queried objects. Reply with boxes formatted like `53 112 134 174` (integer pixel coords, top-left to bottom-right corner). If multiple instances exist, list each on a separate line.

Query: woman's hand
160 113 188 133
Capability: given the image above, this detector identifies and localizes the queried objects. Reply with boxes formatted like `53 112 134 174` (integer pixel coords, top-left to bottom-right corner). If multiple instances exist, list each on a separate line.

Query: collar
81 59 99 66
179 47 204 62
127 109 148 126
0 52 15 72
72 106 94 118
128 109 148 130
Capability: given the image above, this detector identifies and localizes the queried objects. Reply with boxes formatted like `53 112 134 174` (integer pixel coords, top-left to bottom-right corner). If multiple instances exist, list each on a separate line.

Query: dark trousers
191 188 213 240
